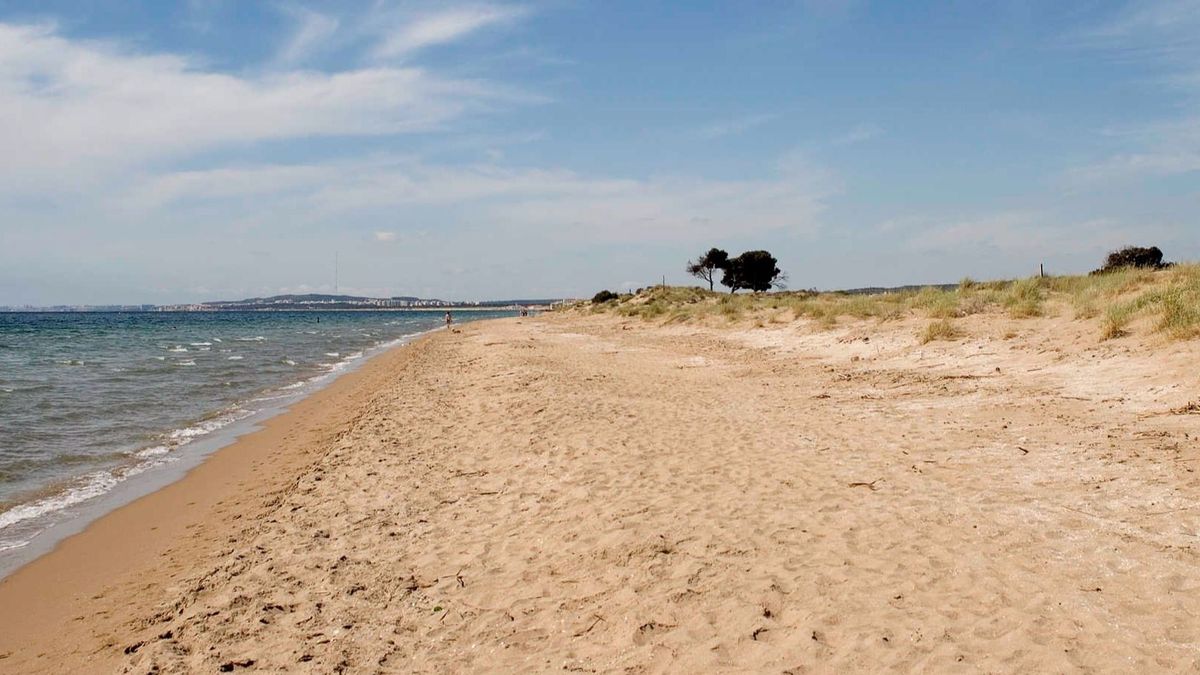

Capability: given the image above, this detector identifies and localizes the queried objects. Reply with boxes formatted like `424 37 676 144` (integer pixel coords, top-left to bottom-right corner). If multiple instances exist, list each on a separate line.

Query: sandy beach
2 310 1199 673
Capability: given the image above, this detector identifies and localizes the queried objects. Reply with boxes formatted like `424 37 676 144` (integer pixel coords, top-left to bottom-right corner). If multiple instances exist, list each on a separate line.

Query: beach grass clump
1100 304 1134 340
1156 286 1200 338
919 318 960 344
913 286 961 319
1093 264 1200 340
1003 277 1045 318
580 266 1200 341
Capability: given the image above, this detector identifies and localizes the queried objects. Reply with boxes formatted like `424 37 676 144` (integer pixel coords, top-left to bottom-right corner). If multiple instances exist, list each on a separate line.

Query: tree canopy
1094 246 1170 274
721 250 783 293
686 248 729 291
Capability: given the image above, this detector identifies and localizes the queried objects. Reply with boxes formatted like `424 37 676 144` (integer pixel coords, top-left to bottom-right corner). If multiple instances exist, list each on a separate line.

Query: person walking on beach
444 311 453 328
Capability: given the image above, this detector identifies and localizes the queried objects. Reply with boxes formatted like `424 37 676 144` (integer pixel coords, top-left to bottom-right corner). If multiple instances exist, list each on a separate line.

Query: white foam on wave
0 324 440 555
227 355 243 360
0 454 182 551
167 346 188 353
136 445 170 458
325 352 340 357
282 358 296 366
236 336 266 342
168 413 244 442
189 342 212 347
0 470 117 531
176 359 197 366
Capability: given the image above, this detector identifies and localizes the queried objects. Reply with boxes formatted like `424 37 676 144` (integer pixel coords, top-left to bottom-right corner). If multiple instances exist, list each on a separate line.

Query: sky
0 0 1197 304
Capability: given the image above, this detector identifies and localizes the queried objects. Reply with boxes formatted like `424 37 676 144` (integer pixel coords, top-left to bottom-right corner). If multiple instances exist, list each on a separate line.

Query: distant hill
203 294 442 306
166 293 564 311
837 283 957 296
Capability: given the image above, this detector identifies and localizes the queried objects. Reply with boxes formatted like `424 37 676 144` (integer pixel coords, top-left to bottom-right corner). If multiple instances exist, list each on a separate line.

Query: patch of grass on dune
912 286 961 319
582 264 1200 341
1002 277 1045 318
1096 264 1200 340
919 318 960 344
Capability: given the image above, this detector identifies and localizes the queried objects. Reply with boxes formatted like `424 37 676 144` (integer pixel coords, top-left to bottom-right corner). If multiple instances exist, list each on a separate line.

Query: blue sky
0 0 1196 303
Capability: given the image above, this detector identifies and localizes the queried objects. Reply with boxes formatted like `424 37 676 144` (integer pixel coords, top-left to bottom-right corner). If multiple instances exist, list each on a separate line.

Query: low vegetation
581 255 1200 344
920 318 960 344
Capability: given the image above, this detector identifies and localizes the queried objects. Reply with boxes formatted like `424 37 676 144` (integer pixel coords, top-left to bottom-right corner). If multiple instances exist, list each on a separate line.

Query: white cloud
373 231 397 241
830 123 883 146
1063 150 1200 185
1056 2 1200 187
0 21 531 191
372 5 529 60
696 113 776 139
120 154 837 244
894 211 1143 257
1074 0 1200 47
275 6 340 65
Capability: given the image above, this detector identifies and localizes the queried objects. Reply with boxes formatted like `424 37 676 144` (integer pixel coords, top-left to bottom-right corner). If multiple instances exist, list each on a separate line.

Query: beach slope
2 313 1200 672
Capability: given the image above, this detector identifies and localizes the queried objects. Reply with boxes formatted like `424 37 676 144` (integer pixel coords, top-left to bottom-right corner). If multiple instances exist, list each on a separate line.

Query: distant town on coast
0 294 568 313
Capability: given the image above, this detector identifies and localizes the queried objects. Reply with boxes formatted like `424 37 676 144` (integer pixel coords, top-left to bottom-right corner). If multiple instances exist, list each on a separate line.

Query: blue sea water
0 310 504 567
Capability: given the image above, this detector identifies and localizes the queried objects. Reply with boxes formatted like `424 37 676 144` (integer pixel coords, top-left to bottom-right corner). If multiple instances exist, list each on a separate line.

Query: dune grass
578 264 1200 342
919 318 960 344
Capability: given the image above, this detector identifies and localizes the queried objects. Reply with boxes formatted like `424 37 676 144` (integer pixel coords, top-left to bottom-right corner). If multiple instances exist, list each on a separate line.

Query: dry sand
2 311 1200 673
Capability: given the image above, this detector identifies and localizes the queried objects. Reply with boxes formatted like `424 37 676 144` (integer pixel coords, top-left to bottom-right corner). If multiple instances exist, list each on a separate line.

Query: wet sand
2 312 1199 673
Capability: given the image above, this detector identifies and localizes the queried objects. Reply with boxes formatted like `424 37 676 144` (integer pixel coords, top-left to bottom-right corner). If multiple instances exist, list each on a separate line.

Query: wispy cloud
890 211 1145 258
1060 0 1200 186
122 153 838 244
1072 0 1200 49
372 4 529 60
373 231 397 242
1063 148 1200 186
695 113 776 139
274 6 340 65
829 123 883 146
0 21 535 191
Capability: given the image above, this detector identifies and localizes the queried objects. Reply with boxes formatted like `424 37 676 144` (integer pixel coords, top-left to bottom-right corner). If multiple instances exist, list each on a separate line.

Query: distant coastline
0 293 570 313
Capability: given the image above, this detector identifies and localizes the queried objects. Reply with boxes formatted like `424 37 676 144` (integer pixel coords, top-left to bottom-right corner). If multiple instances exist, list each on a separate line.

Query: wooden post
1039 263 1044 278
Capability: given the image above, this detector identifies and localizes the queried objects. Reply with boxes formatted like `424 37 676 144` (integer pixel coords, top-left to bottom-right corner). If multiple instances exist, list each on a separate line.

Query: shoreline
3 311 1199 671
0 326 448 672
0 325 441 580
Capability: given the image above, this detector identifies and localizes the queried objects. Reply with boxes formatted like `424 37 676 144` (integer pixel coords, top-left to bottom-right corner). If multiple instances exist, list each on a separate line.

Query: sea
0 310 508 576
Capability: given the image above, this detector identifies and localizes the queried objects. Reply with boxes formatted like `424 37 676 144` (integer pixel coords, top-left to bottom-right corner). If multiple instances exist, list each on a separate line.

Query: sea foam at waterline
0 311 504 564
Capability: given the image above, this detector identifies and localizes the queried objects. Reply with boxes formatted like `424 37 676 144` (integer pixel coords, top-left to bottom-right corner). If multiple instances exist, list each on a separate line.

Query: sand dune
3 312 1200 673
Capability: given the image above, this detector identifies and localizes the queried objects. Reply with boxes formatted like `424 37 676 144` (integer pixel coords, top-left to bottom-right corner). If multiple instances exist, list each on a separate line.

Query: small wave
236 336 266 342
154 356 166 361
175 360 196 366
135 445 170 458
0 470 119 531
0 453 183 544
166 410 251 443
59 359 85 366
211 337 223 343
189 342 212 347
325 352 340 357
167 346 188 353
281 358 296 366
227 355 243 361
